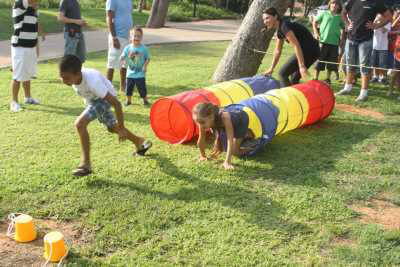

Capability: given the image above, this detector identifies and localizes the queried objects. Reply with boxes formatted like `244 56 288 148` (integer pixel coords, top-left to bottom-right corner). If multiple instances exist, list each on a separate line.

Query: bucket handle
42 236 71 267
6 213 23 239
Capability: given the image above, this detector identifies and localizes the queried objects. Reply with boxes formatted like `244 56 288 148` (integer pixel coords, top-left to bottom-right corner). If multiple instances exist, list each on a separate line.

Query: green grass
1 42 400 265
0 8 149 41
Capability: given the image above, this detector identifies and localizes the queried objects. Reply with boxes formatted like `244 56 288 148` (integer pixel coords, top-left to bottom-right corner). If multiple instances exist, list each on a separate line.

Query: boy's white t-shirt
373 22 391 51
73 68 117 103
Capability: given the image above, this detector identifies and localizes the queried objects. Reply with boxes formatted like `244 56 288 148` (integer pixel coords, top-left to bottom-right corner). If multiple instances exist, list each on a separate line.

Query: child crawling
59 55 152 177
192 102 254 170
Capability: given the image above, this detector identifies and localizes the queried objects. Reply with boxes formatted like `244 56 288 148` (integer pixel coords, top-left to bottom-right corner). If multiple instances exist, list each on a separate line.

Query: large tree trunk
146 0 169 28
212 0 289 82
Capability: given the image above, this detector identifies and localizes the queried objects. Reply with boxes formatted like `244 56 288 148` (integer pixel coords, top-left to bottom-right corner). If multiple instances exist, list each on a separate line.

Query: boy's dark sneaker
125 101 132 106
136 140 152 156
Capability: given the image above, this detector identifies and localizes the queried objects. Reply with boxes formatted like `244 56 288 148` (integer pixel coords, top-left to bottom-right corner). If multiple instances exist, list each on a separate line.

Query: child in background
10 0 41 112
388 7 400 97
59 55 152 177
120 27 150 106
193 102 253 170
370 13 391 84
313 0 345 83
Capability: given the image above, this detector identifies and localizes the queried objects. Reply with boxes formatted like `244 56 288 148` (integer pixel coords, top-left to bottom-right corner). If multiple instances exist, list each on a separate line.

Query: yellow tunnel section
262 86 310 135
204 80 253 107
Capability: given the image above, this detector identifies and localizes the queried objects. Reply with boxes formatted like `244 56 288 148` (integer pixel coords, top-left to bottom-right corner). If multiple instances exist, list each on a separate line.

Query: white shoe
10 101 22 112
24 97 40 105
355 94 368 102
335 88 352 96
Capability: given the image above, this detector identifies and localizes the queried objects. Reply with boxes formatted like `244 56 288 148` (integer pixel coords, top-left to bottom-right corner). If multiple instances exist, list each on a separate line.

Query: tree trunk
146 0 169 28
212 0 289 82
193 0 198 17
138 0 146 13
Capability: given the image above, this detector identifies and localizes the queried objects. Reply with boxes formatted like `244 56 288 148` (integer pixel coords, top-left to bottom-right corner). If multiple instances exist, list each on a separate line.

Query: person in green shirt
313 0 345 83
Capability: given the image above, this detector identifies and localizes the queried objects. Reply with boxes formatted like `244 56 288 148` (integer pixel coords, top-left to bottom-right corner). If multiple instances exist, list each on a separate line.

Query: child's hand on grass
199 155 208 161
223 161 234 170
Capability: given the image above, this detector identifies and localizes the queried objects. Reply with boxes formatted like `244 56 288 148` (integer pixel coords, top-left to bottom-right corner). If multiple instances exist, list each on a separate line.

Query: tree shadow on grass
24 104 151 126
87 170 311 239
236 118 384 186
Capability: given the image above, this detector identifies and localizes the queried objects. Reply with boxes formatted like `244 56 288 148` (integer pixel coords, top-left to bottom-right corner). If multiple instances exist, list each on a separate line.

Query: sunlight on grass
0 42 400 265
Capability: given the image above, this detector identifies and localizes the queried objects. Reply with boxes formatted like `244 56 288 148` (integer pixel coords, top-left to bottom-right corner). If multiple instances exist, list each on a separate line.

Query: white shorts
11 46 37 82
107 35 129 70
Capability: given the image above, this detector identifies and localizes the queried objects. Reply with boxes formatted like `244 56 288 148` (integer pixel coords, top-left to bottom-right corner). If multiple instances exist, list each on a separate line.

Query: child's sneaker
370 76 379 83
10 101 22 112
24 97 40 105
335 88 352 96
136 140 152 156
379 77 388 85
355 94 368 102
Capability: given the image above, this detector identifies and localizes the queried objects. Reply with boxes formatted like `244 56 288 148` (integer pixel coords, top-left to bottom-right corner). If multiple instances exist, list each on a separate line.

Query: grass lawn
0 8 149 41
1 42 400 266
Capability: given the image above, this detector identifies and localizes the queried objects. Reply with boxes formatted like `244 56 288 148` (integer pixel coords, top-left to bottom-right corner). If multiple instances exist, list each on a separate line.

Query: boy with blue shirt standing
120 27 150 106
106 0 133 93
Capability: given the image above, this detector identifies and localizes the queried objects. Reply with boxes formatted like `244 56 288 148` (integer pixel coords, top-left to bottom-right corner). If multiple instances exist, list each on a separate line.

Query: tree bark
146 0 169 28
212 0 289 82
138 0 146 13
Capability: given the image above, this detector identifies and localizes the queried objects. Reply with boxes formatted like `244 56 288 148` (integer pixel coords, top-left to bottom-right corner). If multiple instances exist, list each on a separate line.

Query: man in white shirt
59 55 152 177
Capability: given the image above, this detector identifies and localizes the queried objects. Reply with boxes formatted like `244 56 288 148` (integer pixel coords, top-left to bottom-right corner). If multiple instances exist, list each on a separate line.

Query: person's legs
315 43 328 80
125 78 134 105
76 33 87 63
326 44 339 82
64 32 79 57
12 80 20 103
23 81 31 99
120 67 127 94
279 54 299 87
356 39 373 101
74 113 92 169
337 39 357 95
135 78 149 105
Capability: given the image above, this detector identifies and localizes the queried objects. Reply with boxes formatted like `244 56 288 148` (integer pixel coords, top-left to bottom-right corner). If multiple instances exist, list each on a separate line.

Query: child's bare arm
221 113 235 169
197 124 208 160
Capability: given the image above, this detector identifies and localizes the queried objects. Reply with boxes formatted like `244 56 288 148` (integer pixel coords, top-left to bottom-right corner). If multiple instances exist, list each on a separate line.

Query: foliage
168 1 237 22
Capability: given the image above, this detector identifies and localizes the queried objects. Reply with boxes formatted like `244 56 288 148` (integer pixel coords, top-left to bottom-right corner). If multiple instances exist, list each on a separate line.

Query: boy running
59 55 152 177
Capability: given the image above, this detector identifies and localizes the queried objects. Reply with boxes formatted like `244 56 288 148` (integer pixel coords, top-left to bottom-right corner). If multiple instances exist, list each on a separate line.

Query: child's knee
75 117 88 130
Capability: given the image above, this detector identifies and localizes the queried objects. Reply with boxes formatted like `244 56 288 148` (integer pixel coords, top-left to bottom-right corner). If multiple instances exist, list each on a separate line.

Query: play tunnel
150 75 280 144
220 80 335 156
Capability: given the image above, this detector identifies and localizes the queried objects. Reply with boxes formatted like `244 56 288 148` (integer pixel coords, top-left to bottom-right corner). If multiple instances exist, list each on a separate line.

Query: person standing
336 0 392 102
58 0 87 63
10 0 41 112
106 0 133 93
313 0 345 83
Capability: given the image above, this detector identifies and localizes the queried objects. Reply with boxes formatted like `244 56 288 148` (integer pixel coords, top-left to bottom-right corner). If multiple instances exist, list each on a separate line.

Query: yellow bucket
7 213 37 242
43 231 68 263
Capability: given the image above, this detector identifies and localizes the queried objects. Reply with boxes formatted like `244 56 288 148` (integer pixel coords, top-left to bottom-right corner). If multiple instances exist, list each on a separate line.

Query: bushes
168 1 238 22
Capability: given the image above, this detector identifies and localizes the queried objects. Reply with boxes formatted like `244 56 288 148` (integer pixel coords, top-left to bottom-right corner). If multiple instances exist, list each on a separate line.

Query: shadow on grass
235 118 383 185
24 104 151 126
